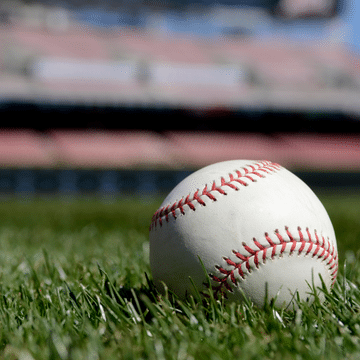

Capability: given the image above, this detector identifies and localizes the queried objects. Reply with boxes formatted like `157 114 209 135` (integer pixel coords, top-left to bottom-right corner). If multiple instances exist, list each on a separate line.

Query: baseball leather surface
149 160 338 308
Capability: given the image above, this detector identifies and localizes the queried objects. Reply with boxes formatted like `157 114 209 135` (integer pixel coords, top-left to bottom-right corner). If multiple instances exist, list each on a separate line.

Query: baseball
149 160 338 308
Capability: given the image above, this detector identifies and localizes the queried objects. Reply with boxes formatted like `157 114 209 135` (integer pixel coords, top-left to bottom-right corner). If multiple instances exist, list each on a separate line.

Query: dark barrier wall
1 169 359 196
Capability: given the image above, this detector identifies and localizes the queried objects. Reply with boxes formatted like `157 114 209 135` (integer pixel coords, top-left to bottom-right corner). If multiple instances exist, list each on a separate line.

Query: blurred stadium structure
1 0 360 194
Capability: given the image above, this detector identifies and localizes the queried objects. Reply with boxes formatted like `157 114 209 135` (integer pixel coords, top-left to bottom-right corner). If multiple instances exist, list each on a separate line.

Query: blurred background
1 0 360 196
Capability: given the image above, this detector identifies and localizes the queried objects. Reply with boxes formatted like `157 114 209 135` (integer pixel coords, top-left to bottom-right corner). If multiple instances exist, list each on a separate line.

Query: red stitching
210 226 338 298
202 185 216 201
150 160 280 230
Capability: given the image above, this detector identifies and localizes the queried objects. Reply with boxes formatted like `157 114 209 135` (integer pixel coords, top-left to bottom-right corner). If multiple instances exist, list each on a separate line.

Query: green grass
0 192 359 359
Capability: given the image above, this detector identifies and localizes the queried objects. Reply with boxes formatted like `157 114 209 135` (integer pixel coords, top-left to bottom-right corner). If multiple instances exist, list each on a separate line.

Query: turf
0 192 359 359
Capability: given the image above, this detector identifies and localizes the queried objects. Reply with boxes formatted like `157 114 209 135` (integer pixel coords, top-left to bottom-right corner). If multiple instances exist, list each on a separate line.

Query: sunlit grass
0 193 358 359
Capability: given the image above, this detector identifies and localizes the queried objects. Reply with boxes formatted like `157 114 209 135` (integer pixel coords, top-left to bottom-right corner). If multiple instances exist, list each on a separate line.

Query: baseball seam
150 160 281 230
211 226 338 298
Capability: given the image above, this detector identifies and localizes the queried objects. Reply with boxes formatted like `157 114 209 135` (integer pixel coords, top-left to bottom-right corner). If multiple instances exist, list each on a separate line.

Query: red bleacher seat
276 133 360 171
117 33 212 64
0 130 53 167
13 25 110 60
165 131 283 167
49 130 176 168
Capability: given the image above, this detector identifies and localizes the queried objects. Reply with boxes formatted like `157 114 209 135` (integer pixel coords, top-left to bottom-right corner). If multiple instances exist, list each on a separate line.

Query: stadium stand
0 130 53 167
1 2 358 112
49 130 175 168
164 131 277 167
14 26 110 60
0 129 359 172
276 133 360 171
0 0 360 194
1 130 360 194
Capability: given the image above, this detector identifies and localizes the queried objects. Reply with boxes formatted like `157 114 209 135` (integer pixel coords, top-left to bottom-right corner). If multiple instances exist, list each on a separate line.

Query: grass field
0 192 359 359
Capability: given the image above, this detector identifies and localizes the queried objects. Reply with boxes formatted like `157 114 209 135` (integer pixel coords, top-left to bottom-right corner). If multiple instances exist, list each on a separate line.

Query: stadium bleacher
0 0 359 194
49 130 175 168
2 20 358 110
0 130 52 167
0 129 359 194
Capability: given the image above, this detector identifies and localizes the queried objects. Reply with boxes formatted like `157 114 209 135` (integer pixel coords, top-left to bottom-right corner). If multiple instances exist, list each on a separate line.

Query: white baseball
149 160 338 308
